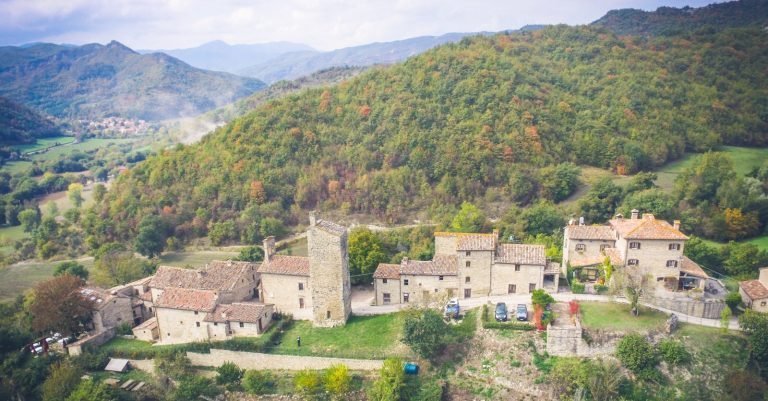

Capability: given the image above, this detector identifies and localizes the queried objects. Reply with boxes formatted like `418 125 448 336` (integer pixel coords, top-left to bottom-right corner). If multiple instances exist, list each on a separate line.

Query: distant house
372 231 558 305
562 210 709 292
739 268 768 312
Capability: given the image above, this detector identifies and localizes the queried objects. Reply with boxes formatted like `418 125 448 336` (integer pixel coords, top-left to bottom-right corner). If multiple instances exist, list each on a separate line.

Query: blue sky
0 0 723 51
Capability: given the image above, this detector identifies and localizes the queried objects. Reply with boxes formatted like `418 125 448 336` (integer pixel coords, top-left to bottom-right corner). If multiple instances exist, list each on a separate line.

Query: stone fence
644 295 725 319
68 328 116 356
186 349 383 371
546 319 623 357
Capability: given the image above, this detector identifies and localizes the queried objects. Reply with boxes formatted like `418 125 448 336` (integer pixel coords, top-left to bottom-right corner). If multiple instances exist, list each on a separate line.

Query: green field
157 250 240 268
579 301 668 331
0 225 29 242
11 136 76 154
279 237 308 257
1 137 139 175
656 146 768 191
0 258 94 301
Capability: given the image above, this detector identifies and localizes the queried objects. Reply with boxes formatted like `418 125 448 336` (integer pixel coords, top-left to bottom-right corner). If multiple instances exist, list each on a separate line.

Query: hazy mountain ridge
0 41 266 121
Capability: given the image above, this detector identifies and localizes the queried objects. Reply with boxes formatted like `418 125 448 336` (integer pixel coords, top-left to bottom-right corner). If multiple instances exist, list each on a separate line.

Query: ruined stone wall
94 297 134 332
308 222 351 327
546 319 621 357
67 327 115 356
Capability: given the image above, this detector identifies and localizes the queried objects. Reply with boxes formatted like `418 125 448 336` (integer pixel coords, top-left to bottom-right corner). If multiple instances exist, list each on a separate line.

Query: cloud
0 0 722 50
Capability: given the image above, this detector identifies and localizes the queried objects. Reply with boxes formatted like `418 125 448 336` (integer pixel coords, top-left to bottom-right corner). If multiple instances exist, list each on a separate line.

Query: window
439 275 444 281
214 322 218 326
466 261 471 267
239 322 245 328
529 283 536 292
434 289 438 293
628 259 639 266
403 293 410 303
194 311 199 315
600 244 610 251
666 260 678 268
629 242 641 249
196 322 200 327
404 279 409 286
508 284 516 294
465 276 471 283
299 298 305 309
576 244 586 252
382 278 388 284
180 321 183 324
298 283 304 291
466 251 471 256
167 333 170 337
327 311 331 319
762 301 767 307
669 243 681 250
383 293 391 304
515 264 521 272
464 288 472 298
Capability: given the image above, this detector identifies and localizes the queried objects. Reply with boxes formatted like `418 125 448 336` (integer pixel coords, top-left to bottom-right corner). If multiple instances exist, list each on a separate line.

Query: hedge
481 304 534 331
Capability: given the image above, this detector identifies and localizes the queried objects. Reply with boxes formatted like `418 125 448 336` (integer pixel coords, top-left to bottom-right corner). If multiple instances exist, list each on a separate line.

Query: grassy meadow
0 258 94 301
579 301 668 331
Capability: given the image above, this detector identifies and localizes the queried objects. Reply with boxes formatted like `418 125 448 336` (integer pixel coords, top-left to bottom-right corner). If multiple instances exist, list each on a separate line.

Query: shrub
401 309 449 359
615 334 657 373
242 370 275 395
531 289 555 307
594 284 609 294
324 364 351 400
72 350 108 371
548 357 589 395
657 339 691 366
171 376 219 401
294 369 323 400
215 361 243 385
571 280 585 294
568 300 579 316
115 322 133 336
725 292 742 311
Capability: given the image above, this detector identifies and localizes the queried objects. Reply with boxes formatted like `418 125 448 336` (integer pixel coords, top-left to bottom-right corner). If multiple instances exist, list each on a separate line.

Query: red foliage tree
569 300 580 316
30 275 92 335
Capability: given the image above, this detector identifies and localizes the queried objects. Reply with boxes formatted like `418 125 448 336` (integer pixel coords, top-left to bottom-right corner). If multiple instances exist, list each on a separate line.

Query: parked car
495 302 508 321
444 298 460 319
516 304 528 321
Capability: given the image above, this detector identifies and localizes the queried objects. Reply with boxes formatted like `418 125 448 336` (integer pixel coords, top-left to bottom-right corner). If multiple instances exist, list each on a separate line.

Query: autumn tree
67 183 84 208
29 275 91 335
53 261 89 280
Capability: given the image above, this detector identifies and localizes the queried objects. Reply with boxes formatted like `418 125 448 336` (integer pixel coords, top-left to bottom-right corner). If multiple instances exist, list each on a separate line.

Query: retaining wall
186 349 383 370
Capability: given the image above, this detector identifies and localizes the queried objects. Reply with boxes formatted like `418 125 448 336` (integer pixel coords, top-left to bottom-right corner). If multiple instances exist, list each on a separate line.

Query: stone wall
624 239 684 283
374 278 401 305
399 274 458 304
68 327 115 356
260 273 312 316
156 308 211 343
490 263 543 295
94 297 133 332
644 295 725 319
308 216 351 327
457 250 493 298
186 349 383 370
546 319 620 357
435 236 457 255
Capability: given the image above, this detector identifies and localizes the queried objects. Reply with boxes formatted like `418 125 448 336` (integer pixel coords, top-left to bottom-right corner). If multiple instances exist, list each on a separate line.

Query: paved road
351 291 742 330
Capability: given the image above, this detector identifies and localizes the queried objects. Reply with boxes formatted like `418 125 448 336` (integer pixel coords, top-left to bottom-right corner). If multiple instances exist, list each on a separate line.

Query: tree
260 217 286 238
624 172 658 193
215 361 243 385
521 201 565 237
324 364 352 400
67 183 84 209
242 370 275 395
739 309 768 374
723 242 768 278
29 275 91 335
294 369 322 400
585 359 623 401
618 188 676 221
348 227 387 285
91 250 155 287
92 184 106 204
684 236 724 272
42 361 82 401
53 261 89 280
154 351 191 380
236 246 264 262
548 358 589 397
65 379 114 401
134 215 165 258
675 152 736 206
401 309 449 359
18 209 40 233
578 178 624 223
539 162 581 202
615 334 657 373
450 202 486 233
531 289 554 307
368 358 405 401
171 376 219 401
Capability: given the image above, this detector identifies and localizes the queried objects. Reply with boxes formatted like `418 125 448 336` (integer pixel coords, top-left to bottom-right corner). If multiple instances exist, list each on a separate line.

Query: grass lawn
656 146 768 191
157 250 239 268
29 138 138 162
579 301 667 332
1 160 33 175
0 258 94 301
0 224 29 242
673 323 749 375
11 136 77 154
270 313 410 359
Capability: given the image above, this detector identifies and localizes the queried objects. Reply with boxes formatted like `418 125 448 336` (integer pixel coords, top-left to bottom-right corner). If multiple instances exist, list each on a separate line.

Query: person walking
297 336 301 347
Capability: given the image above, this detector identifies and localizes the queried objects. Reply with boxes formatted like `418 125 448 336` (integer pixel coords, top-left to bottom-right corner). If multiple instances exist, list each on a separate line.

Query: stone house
562 210 709 292
80 287 134 333
373 231 557 305
739 267 768 312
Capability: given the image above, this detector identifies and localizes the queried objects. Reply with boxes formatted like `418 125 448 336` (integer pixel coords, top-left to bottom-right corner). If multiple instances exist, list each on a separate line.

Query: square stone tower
308 211 351 327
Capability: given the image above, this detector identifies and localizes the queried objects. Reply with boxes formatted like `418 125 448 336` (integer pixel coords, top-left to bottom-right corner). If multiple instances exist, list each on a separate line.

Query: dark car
444 298 460 319
516 304 528 321
495 302 508 321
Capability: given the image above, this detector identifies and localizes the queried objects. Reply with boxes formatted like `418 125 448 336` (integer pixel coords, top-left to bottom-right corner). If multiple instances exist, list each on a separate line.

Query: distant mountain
238 32 486 83
592 0 768 36
143 40 316 74
0 41 265 121
0 96 63 145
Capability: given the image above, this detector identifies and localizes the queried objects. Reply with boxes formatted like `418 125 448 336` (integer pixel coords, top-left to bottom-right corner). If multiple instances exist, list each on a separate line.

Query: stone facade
490 263 543 295
157 308 211 343
399 274 458 304
260 273 312 318
374 277 402 305
308 212 351 327
457 250 493 298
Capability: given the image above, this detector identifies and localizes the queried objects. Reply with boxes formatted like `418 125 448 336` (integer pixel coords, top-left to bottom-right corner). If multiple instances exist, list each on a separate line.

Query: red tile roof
434 232 496 251
609 214 688 240
566 225 615 241
495 244 546 265
680 256 709 278
740 280 768 301
373 263 401 279
205 302 273 324
400 255 458 276
155 287 218 312
134 317 157 330
150 261 258 292
258 255 310 276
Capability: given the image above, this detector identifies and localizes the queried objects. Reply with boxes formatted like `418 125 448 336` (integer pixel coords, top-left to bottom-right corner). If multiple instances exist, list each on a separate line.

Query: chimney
263 236 276 263
309 211 317 226
673 220 680 230
578 216 585 226
492 229 499 248
631 209 639 220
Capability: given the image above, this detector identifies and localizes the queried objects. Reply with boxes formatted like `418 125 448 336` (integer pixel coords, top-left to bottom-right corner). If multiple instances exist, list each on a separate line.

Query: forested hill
0 96 62 144
99 25 768 244
592 0 768 36
0 41 265 121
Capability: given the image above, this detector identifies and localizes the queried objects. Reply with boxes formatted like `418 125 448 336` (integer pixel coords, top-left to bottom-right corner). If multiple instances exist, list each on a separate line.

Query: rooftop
609 214 688 240
258 255 310 276
434 232 496 251
740 279 768 301
155 287 218 312
566 225 615 241
680 256 709 279
205 302 272 324
315 219 347 236
373 263 401 279
495 243 546 265
400 255 458 276
150 261 258 292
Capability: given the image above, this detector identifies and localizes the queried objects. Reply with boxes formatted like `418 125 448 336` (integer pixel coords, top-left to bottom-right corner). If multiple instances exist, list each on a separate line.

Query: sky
0 0 723 51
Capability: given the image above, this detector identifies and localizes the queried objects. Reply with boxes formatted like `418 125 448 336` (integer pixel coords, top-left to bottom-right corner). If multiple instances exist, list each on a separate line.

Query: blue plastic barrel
404 362 419 375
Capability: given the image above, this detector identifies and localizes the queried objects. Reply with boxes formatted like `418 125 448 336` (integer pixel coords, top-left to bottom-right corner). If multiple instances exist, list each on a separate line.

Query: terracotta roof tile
680 256 709 278
603 248 624 266
155 288 218 312
434 232 496 251
568 255 606 268
400 255 458 276
258 255 310 276
566 225 615 240
373 263 401 279
740 279 768 301
150 261 258 292
205 302 273 323
495 244 546 265
134 317 157 330
609 214 688 240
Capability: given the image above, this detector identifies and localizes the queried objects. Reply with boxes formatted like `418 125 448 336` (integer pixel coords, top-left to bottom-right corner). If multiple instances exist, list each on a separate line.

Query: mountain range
0 41 265 121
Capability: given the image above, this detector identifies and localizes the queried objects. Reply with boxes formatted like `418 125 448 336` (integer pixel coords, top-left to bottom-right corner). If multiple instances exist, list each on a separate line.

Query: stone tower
308 211 351 327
